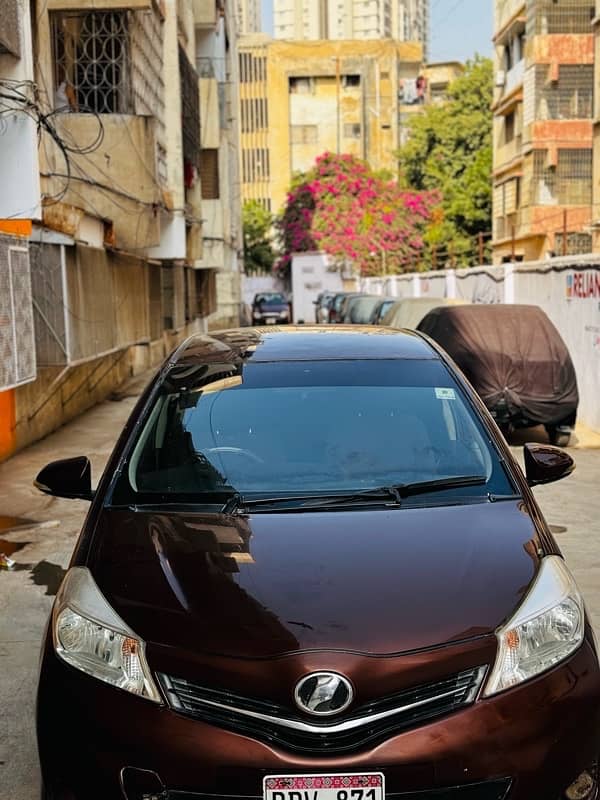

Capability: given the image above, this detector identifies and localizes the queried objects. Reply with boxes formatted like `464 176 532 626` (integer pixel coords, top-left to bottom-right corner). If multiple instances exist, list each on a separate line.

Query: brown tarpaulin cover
418 304 579 425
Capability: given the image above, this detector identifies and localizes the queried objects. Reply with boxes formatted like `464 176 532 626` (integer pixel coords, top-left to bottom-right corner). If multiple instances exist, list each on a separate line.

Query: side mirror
524 443 575 487
34 456 95 501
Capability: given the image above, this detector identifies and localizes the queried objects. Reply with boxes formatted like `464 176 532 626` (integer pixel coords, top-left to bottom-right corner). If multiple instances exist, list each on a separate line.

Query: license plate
264 773 384 800
265 318 277 325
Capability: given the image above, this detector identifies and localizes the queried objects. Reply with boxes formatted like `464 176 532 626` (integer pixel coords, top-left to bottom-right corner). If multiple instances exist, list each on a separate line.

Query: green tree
242 201 275 274
397 56 493 266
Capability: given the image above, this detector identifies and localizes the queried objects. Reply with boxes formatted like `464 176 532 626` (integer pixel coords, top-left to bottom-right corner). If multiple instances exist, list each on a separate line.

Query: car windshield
110 359 515 506
257 293 286 306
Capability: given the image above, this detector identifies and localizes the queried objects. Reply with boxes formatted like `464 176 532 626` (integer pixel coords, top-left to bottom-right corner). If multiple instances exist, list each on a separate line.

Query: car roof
170 326 438 366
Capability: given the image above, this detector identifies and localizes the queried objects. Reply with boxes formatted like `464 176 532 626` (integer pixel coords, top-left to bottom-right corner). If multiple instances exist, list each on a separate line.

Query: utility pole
562 209 568 256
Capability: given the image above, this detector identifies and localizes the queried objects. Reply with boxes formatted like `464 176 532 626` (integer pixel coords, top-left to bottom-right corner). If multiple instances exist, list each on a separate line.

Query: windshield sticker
435 388 456 401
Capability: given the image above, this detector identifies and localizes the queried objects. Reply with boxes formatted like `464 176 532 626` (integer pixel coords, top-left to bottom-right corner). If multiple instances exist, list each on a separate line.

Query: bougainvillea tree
275 153 439 277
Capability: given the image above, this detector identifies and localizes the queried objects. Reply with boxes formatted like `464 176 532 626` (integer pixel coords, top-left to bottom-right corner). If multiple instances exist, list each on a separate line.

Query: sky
260 0 493 64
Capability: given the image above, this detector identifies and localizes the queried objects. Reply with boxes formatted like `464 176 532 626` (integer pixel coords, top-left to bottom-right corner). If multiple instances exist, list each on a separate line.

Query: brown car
35 327 600 800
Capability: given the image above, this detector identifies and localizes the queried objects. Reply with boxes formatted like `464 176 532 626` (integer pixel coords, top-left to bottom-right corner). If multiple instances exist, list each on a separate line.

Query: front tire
545 425 571 447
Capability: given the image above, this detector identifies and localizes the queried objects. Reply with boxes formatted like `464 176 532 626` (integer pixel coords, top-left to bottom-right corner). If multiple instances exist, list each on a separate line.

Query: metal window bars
526 0 595 36
534 64 593 120
530 149 592 206
51 11 133 114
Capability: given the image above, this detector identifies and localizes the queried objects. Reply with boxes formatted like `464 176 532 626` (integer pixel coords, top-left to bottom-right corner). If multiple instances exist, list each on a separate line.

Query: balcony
42 114 162 251
495 134 523 170
193 0 220 28
494 0 526 41
505 60 525 94
494 211 524 242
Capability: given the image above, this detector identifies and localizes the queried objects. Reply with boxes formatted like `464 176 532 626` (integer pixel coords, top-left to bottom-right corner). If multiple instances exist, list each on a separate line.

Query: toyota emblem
294 672 354 716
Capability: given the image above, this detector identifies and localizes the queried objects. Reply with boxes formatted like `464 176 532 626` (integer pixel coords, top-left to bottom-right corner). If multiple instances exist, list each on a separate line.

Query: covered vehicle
382 296 468 330
418 304 579 446
251 293 291 325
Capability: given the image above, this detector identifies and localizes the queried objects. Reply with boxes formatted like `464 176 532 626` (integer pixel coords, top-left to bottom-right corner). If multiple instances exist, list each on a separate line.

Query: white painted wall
361 255 600 433
291 252 344 323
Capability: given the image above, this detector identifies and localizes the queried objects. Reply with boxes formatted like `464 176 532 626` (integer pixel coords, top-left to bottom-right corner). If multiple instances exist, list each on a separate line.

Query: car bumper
37 637 600 800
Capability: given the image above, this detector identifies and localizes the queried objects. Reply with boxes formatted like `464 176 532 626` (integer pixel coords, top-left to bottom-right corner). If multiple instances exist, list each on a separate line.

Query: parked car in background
418 304 579 446
343 295 382 324
329 291 361 323
35 326 600 800
369 297 396 324
313 291 336 323
251 292 291 325
338 293 370 324
382 296 468 330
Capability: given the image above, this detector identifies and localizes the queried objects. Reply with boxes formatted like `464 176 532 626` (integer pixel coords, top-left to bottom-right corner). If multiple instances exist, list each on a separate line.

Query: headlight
252 310 262 319
279 309 290 319
484 556 584 697
52 567 161 702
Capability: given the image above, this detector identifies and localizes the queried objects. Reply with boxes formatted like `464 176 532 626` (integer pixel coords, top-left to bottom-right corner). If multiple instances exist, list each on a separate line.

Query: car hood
88 500 539 660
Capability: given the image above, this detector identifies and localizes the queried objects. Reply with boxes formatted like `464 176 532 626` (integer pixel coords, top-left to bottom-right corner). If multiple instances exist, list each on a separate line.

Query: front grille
158 666 486 755
168 781 511 800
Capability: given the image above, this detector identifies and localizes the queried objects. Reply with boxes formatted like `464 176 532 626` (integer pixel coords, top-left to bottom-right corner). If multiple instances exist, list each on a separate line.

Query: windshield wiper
227 475 488 513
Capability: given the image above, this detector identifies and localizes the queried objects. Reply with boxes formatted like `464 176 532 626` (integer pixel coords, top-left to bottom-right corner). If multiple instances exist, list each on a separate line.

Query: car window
111 360 514 505
258 293 286 306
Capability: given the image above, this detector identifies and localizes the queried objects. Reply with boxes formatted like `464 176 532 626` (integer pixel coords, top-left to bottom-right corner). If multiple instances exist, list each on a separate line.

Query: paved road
0 380 599 800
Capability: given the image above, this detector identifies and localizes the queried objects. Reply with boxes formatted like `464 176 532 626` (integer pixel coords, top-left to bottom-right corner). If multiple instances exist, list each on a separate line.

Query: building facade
237 0 262 33
0 0 242 462
492 0 595 263
273 0 429 56
239 36 424 215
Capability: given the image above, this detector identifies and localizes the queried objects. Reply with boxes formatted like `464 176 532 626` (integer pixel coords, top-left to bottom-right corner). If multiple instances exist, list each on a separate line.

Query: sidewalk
0 370 154 800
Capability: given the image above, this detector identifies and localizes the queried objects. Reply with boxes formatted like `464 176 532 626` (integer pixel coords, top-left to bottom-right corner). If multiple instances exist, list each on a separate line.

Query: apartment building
238 36 423 214
237 0 262 33
273 0 429 56
492 0 595 262
0 0 242 461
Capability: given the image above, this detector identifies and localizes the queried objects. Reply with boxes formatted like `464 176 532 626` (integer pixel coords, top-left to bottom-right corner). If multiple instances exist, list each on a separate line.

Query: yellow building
492 0 595 263
238 36 424 214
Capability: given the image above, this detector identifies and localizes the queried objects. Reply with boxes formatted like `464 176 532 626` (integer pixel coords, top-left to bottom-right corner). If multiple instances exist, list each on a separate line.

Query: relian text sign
566 271 600 300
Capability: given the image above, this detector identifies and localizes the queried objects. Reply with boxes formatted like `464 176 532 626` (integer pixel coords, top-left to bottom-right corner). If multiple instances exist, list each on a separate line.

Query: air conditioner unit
495 71 506 87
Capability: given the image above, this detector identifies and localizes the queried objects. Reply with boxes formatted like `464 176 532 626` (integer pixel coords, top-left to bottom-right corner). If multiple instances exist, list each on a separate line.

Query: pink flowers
276 153 439 276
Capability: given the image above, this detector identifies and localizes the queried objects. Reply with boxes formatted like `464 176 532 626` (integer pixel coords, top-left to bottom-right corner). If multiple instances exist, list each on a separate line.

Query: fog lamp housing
565 768 598 800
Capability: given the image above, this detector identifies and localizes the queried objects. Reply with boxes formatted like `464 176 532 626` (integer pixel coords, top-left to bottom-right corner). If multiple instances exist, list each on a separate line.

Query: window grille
200 149 220 199
239 52 266 83
179 46 201 170
291 125 318 144
526 1 594 35
51 11 133 114
241 98 268 133
554 231 593 255
242 148 270 183
531 149 592 206
534 64 593 120
0 236 36 390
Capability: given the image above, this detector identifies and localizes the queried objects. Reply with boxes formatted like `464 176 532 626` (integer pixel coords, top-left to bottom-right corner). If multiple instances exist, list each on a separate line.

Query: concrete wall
361 255 600 433
9 320 203 457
